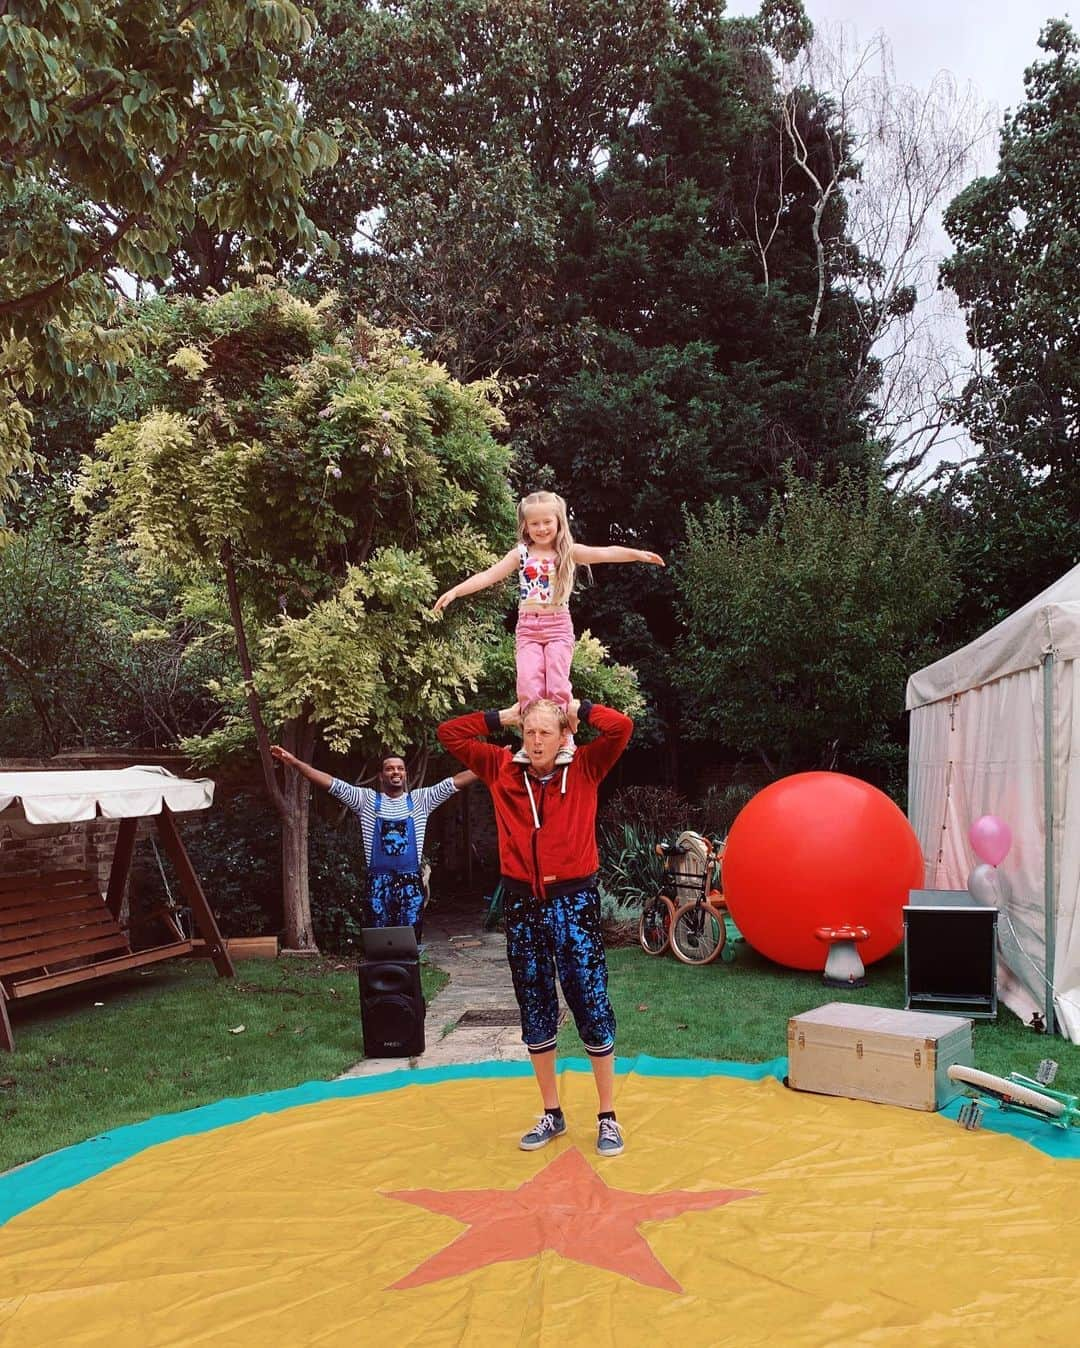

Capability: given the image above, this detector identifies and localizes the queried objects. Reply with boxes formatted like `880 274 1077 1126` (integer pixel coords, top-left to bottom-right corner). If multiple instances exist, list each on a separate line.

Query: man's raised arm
270 745 333 791
574 701 633 782
438 708 517 782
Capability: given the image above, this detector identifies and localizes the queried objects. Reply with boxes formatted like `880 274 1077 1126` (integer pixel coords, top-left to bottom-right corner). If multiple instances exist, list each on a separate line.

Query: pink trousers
515 610 575 710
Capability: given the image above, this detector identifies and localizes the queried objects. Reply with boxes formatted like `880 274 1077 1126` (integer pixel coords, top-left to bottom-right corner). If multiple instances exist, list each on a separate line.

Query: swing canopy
0 765 214 825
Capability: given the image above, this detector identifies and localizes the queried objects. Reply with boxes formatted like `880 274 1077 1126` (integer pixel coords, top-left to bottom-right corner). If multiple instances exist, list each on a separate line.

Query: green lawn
559 940 1080 1089
5 942 1076 1176
0 956 447 1174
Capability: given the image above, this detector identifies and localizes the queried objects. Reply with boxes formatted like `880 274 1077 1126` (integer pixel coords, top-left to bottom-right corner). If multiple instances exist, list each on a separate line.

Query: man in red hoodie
438 696 632 1157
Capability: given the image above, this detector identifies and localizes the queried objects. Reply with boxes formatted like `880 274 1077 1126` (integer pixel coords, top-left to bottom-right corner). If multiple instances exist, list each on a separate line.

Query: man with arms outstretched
271 745 475 945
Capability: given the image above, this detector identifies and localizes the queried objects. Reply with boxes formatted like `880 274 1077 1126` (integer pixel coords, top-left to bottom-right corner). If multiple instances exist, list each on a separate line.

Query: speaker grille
358 958 425 1056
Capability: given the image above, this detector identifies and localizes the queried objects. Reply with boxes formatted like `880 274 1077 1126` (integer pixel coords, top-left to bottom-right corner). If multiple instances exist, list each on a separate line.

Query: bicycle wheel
670 901 726 966
638 895 676 956
947 1065 1065 1117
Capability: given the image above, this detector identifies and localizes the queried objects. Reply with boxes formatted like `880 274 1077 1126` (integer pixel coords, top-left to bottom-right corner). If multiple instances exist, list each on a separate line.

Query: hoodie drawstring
523 771 541 829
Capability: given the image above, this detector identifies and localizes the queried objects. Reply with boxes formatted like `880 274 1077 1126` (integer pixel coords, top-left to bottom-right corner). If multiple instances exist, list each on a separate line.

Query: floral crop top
518 543 562 606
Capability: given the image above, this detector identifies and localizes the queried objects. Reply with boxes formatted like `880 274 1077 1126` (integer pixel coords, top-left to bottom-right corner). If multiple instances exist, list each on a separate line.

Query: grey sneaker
596 1117 624 1156
511 746 531 765
554 743 576 767
519 1111 567 1151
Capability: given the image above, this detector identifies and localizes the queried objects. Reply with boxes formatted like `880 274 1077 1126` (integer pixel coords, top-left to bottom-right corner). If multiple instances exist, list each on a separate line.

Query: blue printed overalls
364 791 426 941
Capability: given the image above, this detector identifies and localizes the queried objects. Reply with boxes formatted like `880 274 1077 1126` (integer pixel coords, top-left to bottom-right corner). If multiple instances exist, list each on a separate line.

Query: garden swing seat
0 767 234 1052
0 869 198 1051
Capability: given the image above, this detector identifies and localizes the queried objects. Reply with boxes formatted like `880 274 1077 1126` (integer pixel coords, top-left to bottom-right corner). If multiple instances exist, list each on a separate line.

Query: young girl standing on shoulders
433 490 663 762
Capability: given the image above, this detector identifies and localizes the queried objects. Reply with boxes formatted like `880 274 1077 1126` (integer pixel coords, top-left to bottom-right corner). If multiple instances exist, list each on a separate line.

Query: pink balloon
968 815 1012 867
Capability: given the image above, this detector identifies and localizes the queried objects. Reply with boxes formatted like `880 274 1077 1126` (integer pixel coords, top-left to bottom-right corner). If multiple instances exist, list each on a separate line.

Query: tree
768 26 992 478
0 519 229 754
928 451 1078 643
0 0 338 527
673 469 958 783
297 0 684 379
521 11 872 763
74 280 517 949
939 19 1080 594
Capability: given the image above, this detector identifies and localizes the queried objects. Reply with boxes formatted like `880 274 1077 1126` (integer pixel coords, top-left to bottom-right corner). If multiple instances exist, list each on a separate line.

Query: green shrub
172 796 282 938
598 821 665 911
307 812 367 955
697 783 757 837
599 785 693 839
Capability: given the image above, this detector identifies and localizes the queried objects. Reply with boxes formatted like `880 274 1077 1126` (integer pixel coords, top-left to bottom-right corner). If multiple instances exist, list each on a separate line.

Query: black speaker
904 904 998 1018
358 958 425 1056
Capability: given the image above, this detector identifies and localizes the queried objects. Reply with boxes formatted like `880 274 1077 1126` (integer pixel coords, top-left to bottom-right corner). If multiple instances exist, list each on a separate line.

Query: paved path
337 894 561 1078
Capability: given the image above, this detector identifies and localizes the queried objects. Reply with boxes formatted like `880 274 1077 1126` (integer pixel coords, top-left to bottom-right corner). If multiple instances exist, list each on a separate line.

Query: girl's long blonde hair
518 490 576 606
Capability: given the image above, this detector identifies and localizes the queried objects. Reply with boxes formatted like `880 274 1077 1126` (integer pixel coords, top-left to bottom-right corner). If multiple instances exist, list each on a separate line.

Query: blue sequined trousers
364 872 426 942
504 885 615 1056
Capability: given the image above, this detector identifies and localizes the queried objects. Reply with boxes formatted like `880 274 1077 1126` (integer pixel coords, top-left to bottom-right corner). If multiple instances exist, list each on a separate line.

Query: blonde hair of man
521 697 570 730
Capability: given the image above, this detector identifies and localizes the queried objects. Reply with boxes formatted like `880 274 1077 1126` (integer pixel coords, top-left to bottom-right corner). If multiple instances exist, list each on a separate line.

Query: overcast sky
726 0 1053 119
724 0 1062 476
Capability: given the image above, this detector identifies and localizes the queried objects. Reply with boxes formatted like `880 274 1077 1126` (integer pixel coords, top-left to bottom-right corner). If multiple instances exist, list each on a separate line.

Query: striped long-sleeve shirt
328 777 459 867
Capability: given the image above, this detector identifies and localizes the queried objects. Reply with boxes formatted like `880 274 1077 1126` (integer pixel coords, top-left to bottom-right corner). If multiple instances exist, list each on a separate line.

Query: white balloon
967 862 1012 907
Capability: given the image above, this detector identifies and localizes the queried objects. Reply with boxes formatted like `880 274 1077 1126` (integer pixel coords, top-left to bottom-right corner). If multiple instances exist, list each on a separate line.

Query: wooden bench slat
0 886 102 913
9 941 196 998
1 910 121 953
0 870 100 899
0 895 109 926
0 915 125 962
0 933 132 980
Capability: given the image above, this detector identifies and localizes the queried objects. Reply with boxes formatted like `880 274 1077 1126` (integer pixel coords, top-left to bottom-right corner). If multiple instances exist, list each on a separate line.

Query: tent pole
1042 651 1057 1037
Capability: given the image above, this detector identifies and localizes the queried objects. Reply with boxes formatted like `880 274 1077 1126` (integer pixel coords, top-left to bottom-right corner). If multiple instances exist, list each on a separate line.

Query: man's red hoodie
437 702 632 899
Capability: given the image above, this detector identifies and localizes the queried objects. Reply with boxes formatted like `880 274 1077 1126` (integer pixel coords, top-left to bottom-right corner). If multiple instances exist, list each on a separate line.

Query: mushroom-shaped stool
815 925 870 988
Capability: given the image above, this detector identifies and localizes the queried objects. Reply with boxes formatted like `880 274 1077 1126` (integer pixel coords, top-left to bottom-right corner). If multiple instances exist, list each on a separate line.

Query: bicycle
638 831 727 965
947 1064 1080 1130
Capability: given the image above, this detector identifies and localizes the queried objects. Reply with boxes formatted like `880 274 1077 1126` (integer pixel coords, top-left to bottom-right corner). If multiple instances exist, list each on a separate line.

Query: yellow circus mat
1 1058 1078 1346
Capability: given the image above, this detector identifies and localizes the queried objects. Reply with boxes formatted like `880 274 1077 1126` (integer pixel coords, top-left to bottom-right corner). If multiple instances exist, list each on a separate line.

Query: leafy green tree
75 281 517 949
0 519 229 754
928 451 1079 642
298 0 688 378
674 470 958 782
295 5 872 765
523 15 871 757
0 0 338 528
939 19 1080 601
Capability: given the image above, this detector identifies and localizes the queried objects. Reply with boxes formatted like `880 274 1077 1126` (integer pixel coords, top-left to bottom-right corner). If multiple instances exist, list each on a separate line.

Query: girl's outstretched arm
572 544 665 567
433 547 519 613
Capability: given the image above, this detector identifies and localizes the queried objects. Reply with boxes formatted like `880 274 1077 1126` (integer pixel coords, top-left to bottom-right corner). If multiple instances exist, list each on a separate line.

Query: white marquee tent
906 562 1080 1042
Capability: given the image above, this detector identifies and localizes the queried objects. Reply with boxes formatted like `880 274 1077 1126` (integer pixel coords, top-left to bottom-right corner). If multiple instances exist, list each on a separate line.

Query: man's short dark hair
380 751 407 770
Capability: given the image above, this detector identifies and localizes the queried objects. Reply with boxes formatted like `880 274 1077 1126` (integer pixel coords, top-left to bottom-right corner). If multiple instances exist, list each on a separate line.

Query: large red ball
723 772 924 970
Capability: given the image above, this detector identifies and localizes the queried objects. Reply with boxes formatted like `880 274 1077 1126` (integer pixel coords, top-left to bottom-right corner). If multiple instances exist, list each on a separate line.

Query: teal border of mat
2 1053 1076 1228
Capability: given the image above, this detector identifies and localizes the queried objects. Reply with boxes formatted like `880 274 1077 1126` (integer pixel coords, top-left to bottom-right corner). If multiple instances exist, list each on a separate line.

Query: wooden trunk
787 1002 973 1112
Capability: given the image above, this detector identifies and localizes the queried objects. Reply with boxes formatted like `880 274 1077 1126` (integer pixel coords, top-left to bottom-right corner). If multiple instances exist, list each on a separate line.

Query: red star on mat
384 1146 758 1292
